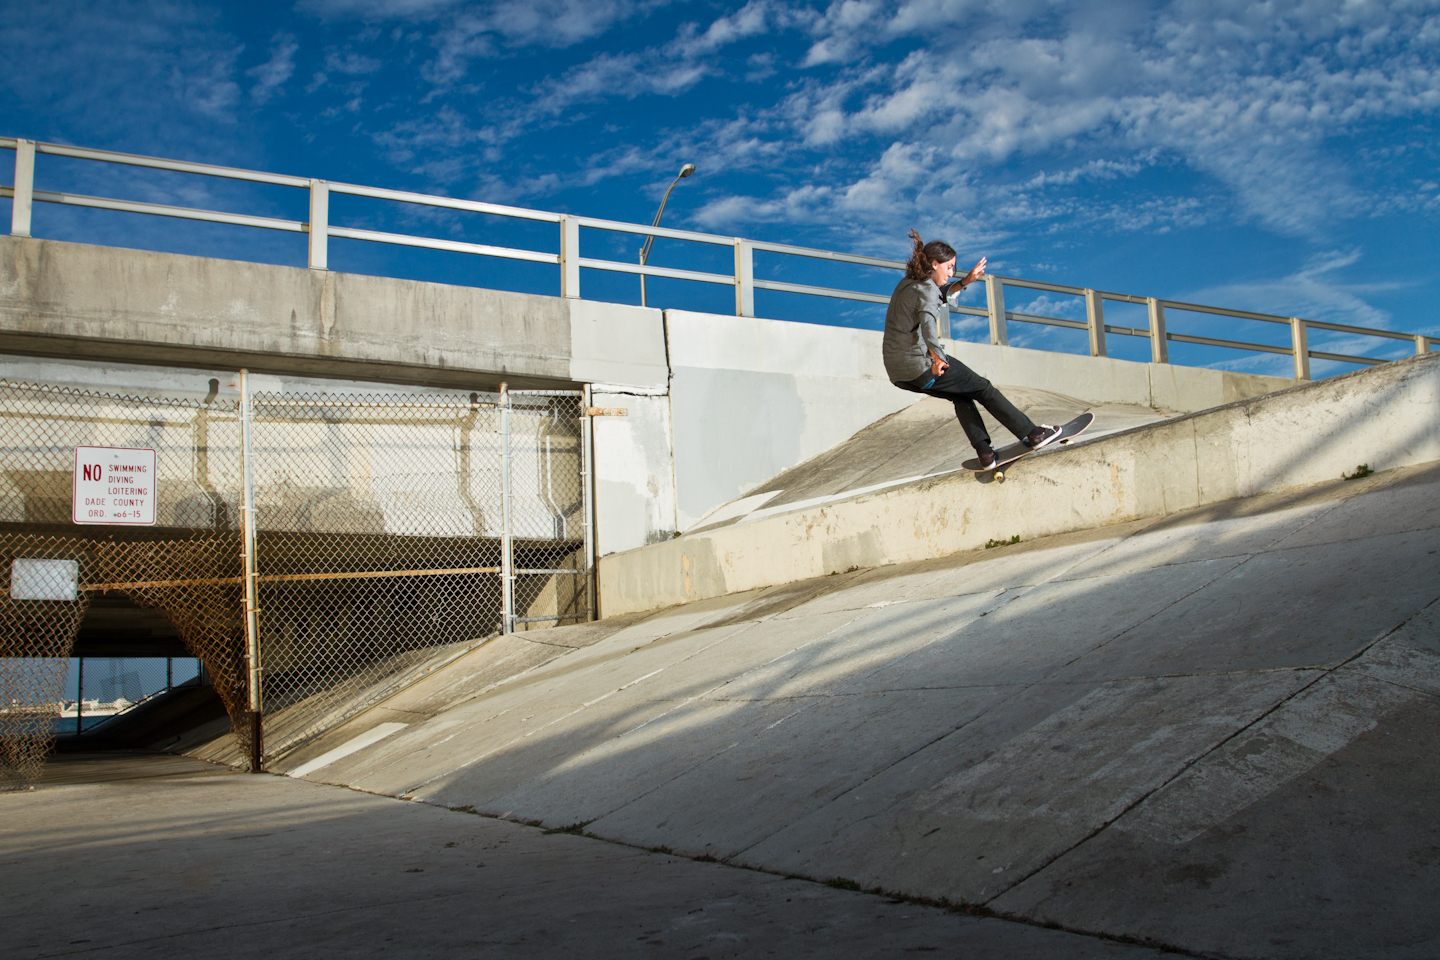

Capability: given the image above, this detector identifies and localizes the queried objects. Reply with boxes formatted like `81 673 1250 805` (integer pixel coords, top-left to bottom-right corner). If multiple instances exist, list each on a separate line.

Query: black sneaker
976 445 998 469
1024 425 1062 449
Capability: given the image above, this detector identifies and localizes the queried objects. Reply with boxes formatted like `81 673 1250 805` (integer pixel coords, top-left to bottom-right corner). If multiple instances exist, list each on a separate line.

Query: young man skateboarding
883 231 1061 469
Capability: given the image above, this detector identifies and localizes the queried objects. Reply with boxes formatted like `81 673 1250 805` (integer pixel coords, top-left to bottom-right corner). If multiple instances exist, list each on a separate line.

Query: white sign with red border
73 446 158 525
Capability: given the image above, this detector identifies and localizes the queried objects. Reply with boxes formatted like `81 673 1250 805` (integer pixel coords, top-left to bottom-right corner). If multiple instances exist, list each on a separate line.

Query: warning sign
73 446 157 525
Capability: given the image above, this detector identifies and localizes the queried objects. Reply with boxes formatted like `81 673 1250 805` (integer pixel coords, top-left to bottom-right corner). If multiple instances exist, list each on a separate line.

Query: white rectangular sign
73 446 157 525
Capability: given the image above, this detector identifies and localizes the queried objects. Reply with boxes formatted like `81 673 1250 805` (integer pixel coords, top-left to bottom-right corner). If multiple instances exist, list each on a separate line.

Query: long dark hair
904 229 956 281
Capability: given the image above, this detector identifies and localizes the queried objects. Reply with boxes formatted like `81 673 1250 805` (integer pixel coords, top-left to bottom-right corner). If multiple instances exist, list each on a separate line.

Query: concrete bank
268 462 1440 959
5 753 1166 959
664 308 1292 530
601 351 1440 616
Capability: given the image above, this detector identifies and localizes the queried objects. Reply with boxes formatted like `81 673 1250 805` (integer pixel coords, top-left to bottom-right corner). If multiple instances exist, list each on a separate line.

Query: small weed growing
825 877 861 891
648 845 674 855
542 821 595 836
1343 463 1373 481
985 535 1022 549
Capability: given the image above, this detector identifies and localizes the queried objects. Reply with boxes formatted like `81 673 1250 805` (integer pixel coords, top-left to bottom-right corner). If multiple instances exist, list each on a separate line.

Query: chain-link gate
0 375 594 787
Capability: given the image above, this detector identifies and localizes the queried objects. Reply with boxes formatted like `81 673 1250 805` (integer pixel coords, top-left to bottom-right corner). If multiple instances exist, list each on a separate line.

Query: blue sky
2 0 1438 376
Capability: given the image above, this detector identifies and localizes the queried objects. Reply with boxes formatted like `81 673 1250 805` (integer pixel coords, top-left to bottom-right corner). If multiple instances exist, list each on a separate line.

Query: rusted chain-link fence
0 378 592 786
0 380 247 787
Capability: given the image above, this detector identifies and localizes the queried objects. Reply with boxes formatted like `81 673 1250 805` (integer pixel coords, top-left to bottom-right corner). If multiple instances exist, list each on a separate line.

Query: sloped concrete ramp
601 353 1440 615
275 458 1440 959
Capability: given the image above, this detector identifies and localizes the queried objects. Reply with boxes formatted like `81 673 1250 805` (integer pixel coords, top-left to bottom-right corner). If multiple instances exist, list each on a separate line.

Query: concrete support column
307 180 328 271
1084 289 1107 358
985 275 1008 347
1291 317 1311 381
1417 335 1431 356
1148 298 1169 364
10 139 34 238
734 239 754 318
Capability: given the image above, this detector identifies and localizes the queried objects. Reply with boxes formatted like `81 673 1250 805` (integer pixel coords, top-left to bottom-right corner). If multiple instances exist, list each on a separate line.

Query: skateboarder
884 231 1061 469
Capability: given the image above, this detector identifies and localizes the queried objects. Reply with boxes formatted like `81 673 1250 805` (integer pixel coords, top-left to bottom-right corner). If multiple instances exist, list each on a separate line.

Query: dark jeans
894 353 1036 451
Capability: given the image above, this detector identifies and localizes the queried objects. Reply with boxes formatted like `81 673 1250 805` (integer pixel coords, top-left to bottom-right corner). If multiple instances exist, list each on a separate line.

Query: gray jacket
883 277 947 382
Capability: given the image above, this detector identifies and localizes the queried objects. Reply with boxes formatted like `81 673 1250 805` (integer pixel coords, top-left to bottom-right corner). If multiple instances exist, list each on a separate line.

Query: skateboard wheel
995 471 1005 482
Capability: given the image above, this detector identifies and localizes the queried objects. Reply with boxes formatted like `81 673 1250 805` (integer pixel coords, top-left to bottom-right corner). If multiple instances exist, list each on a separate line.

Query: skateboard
960 412 1094 482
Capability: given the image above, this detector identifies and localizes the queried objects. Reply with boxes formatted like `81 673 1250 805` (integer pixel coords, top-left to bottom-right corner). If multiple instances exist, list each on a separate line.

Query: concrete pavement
267 459 1440 959
2 753 1168 959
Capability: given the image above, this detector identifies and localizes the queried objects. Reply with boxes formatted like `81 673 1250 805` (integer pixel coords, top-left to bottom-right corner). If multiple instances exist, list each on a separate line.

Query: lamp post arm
640 174 684 266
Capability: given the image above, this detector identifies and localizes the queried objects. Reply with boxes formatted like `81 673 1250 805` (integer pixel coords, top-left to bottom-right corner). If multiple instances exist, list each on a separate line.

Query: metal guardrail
1 137 1430 380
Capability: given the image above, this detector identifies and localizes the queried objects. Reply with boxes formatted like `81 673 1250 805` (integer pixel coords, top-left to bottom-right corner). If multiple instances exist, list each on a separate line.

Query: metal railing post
1291 318 1311 380
1147 298 1169 363
985 275 1008 346
1417 335 1431 356
734 239 755 317
307 180 328 270
581 384 597 622
1084 289 1107 357
238 369 264 771
499 382 514 633
560 216 580 299
10 139 34 237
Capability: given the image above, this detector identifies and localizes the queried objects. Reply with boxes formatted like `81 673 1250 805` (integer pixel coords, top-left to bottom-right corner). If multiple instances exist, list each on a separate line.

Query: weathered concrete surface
0 236 667 391
271 460 1440 959
691 387 1170 531
664 308 1293 530
2 753 1167 959
603 352 1439 615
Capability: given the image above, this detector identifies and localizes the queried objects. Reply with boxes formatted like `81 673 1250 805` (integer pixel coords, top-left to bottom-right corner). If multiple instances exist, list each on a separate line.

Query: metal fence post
10 139 34 238
238 369 264 771
734 239 755 317
75 657 84 735
581 384 597 621
1084 289 1107 358
307 180 328 270
499 382 514 633
1290 318 1311 380
559 216 580 299
1148 298 1169 363
985 275 1008 346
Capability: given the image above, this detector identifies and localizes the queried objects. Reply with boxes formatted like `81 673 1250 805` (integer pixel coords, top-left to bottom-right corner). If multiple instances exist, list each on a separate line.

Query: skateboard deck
960 412 1094 481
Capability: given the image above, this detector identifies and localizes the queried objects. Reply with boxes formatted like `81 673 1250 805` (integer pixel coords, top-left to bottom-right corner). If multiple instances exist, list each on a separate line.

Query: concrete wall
598 352 1440 616
663 309 1294 533
0 236 668 391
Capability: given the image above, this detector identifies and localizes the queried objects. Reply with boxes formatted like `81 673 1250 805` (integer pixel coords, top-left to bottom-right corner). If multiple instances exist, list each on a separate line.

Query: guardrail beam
1291 317 1311 380
734 239 754 317
10 139 34 237
1084 289 1107 357
560 216 580 299
1148 298 1169 363
307 180 328 271
985 275 1008 346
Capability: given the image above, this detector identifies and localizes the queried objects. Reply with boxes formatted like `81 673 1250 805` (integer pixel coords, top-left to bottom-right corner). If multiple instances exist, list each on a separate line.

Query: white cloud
248 33 298 103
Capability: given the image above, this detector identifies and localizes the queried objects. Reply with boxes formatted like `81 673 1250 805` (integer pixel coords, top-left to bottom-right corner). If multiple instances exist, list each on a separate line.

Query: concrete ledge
600 352 1440 616
663 309 1293 530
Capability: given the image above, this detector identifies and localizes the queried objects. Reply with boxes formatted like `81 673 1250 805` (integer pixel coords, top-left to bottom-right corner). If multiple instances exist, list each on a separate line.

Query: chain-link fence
0 377 593 785
0 379 247 788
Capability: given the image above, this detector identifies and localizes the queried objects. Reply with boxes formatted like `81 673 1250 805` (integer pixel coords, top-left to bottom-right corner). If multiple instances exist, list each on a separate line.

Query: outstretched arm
943 256 987 296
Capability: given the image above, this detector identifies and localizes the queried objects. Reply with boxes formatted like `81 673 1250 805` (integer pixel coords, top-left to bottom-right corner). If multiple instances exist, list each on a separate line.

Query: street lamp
639 163 696 308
